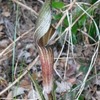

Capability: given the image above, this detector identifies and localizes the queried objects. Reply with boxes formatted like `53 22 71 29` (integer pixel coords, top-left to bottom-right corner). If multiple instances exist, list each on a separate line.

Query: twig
0 27 34 57
78 29 96 42
12 0 38 18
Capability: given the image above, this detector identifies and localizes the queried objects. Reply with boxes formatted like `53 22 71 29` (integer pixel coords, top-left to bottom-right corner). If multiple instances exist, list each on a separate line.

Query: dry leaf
2 12 10 17
66 60 78 77
6 91 13 100
0 32 5 37
0 76 7 89
0 39 10 48
0 24 4 31
20 79 31 90
96 91 100 100
12 86 26 97
28 89 39 100
67 77 76 85
56 81 72 93
39 47 54 94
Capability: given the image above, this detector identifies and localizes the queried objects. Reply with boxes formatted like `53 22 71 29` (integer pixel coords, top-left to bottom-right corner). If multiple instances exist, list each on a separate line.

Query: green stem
12 4 19 81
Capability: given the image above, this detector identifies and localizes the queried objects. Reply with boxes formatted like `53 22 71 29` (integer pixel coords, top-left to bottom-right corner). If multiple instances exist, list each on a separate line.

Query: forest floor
0 0 100 100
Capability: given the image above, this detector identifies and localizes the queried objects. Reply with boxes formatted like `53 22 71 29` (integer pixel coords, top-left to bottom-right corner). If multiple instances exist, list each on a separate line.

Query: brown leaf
20 76 31 90
66 60 78 77
96 91 100 100
6 91 13 100
67 77 76 85
0 39 10 49
0 25 4 31
2 11 10 17
39 25 55 46
38 46 54 94
0 32 5 38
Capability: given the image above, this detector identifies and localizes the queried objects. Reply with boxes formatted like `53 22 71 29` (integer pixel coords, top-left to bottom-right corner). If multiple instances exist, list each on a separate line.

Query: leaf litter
0 0 100 100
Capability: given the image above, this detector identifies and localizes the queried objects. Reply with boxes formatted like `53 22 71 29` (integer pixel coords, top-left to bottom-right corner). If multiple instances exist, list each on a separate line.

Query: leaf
35 0 52 42
52 82 57 100
88 21 96 41
52 1 65 9
79 95 85 100
72 23 78 34
78 15 87 26
2 11 10 17
96 91 100 100
72 33 77 44
12 86 26 97
56 81 72 93
0 24 4 31
6 91 13 100
79 66 89 74
53 13 62 21
39 25 55 46
38 46 54 94
28 89 40 100
34 0 55 97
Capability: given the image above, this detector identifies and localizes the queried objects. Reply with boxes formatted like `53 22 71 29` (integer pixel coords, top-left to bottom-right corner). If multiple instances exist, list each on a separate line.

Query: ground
0 0 100 100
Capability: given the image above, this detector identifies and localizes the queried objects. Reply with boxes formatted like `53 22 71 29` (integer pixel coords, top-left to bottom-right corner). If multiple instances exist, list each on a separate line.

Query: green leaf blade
52 1 65 9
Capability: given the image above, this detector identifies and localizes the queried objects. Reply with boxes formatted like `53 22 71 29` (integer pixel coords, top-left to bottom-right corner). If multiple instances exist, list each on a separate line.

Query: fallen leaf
66 60 79 77
96 91 100 100
12 86 27 98
67 77 76 85
2 11 10 17
0 32 5 37
56 81 72 93
0 24 4 31
6 91 13 100
39 47 54 94
28 89 39 100
0 39 10 48
20 79 31 90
